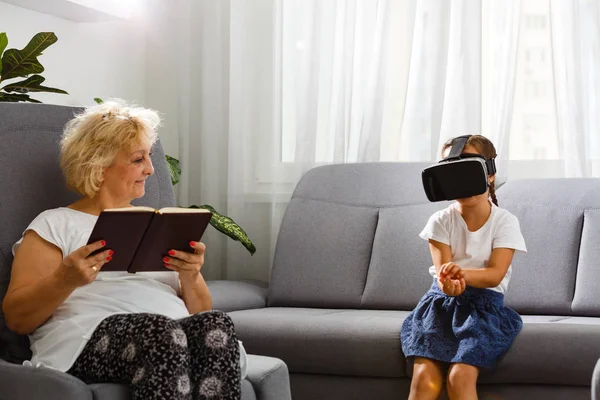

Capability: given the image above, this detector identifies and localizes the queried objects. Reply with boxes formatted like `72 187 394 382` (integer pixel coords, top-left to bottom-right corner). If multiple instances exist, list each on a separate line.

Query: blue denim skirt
400 280 522 368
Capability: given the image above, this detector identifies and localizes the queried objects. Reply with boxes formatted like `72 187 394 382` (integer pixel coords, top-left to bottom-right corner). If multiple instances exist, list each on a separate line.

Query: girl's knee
411 362 443 396
447 364 478 392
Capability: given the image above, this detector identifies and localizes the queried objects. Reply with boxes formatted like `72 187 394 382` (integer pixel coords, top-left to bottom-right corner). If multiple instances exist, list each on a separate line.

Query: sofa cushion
479 315 600 386
498 179 600 315
232 307 600 386
269 201 378 308
268 162 436 309
230 308 409 378
360 203 448 310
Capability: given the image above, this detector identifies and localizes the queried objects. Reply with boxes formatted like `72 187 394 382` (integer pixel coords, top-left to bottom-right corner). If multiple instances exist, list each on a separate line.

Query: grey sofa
210 162 600 399
0 103 291 400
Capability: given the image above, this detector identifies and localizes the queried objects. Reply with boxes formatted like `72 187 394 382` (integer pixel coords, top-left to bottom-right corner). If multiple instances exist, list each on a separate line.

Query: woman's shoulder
27 207 96 229
39 207 95 218
32 207 81 221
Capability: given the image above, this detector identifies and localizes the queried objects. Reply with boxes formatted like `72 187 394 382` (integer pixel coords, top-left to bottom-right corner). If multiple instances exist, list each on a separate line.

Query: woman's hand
165 241 211 313
438 262 466 296
163 241 206 282
56 240 113 289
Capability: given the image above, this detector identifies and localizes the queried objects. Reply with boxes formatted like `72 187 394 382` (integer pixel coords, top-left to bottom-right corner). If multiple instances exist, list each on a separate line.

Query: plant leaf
1 74 67 94
0 33 8 75
190 204 256 255
165 155 181 186
0 92 41 103
94 97 104 104
0 32 57 82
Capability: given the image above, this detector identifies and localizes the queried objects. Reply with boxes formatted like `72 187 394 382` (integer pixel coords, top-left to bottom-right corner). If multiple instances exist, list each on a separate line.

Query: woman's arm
179 273 212 314
164 241 212 314
3 232 73 334
2 232 110 334
462 247 515 288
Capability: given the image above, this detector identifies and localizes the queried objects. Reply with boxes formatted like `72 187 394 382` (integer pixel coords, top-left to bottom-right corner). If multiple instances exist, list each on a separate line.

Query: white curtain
143 0 597 282
549 0 600 177
482 0 521 186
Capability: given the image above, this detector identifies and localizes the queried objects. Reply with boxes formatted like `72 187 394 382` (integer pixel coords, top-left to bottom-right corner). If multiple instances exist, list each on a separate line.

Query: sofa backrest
268 162 600 317
499 178 600 316
0 103 175 363
268 162 448 309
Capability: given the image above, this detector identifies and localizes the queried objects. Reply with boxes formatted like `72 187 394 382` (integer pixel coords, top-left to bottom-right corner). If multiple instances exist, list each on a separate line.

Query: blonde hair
60 99 161 197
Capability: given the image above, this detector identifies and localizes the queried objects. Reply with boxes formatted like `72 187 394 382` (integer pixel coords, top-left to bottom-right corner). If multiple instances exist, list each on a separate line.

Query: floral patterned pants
68 311 241 400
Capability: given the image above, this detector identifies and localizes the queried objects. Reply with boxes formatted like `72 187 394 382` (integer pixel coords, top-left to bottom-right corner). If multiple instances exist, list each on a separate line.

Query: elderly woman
2 100 243 400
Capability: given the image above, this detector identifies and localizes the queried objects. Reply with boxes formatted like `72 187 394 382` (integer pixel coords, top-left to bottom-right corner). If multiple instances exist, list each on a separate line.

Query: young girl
401 135 527 400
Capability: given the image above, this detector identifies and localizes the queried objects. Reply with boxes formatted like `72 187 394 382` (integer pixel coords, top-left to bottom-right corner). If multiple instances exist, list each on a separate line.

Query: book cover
86 207 213 273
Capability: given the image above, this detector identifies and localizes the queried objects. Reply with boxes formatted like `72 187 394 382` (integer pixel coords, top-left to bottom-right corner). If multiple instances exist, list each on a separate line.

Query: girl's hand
162 241 206 281
438 262 466 296
439 262 464 281
439 276 466 296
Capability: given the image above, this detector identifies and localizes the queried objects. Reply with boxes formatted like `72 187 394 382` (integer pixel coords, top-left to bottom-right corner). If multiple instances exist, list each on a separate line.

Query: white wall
0 1 146 107
140 0 181 161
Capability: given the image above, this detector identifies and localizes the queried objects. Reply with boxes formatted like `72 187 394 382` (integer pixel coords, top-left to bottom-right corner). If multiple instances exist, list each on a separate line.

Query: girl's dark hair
441 135 498 206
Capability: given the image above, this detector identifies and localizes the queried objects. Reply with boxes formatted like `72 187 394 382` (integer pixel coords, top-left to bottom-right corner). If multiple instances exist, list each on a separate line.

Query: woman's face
100 140 154 202
443 144 494 207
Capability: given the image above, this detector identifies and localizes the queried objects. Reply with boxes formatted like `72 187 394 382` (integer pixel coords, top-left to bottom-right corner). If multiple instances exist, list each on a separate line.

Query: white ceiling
0 0 137 22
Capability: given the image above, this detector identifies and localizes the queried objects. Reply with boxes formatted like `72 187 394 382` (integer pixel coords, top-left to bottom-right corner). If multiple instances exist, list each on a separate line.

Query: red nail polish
106 256 112 261
163 257 169 262
100 240 106 246
168 250 175 256
189 241 196 247
108 250 114 256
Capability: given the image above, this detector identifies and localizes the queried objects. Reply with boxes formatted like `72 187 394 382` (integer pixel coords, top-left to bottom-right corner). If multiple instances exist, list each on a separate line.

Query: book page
158 207 211 214
104 206 156 212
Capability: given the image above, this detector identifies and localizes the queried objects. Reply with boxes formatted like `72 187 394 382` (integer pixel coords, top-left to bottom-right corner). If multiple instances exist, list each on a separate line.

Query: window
509 0 559 162
254 0 565 192
525 15 547 30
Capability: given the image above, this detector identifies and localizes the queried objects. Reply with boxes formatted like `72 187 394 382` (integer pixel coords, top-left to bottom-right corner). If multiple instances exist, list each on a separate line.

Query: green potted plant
0 32 68 102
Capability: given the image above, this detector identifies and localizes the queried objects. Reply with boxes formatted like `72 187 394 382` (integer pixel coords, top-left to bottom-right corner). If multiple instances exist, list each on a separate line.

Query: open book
86 206 212 273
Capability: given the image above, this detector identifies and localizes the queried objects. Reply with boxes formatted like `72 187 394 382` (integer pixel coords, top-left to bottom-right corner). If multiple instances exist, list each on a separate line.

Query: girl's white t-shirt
419 201 527 294
12 207 247 377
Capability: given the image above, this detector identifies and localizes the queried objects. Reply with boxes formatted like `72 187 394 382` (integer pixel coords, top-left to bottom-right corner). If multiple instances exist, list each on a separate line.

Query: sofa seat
480 315 600 386
230 308 410 377
232 308 600 388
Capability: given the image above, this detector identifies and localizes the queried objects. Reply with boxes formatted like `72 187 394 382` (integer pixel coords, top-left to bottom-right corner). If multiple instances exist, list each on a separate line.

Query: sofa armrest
207 280 268 312
593 357 600 400
0 359 93 400
245 355 291 400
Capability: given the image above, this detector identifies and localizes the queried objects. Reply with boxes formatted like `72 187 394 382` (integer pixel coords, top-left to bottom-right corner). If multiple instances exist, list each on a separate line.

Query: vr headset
422 135 497 202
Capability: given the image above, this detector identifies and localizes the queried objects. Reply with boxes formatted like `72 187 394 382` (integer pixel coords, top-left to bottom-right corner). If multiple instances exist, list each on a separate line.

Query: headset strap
486 158 497 175
444 134 497 175
445 135 471 160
